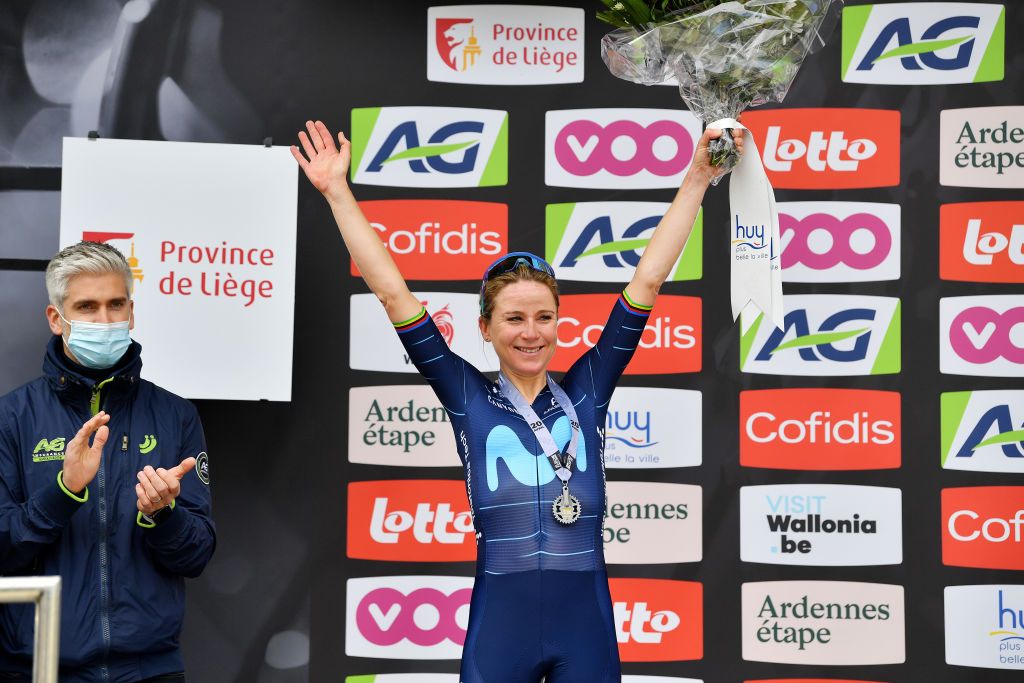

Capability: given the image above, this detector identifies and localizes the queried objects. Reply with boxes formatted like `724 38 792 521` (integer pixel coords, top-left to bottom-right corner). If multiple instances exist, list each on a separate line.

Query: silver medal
552 483 581 524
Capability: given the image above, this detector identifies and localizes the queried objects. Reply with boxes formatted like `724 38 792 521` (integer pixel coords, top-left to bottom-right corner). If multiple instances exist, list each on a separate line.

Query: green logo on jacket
32 437 66 462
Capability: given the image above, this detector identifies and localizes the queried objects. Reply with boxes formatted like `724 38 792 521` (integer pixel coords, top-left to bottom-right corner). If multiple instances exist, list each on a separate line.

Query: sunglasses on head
479 252 556 313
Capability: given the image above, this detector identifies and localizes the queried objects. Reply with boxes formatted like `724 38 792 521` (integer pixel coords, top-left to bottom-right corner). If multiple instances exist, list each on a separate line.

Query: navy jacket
0 337 215 682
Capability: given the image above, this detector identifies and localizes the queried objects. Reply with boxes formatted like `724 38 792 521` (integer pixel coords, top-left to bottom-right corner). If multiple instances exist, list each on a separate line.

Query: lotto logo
552 294 700 374
346 576 472 659
942 391 1024 474
940 296 1024 376
779 202 900 283
609 578 702 662
942 487 1024 569
742 109 900 189
545 109 702 189
347 481 475 562
940 202 1024 283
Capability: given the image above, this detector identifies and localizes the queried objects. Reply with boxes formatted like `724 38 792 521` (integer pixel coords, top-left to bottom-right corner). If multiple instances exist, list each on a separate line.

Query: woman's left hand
689 125 745 184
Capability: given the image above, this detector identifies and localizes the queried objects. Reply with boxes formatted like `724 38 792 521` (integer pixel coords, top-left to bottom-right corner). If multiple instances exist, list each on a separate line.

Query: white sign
59 137 296 401
940 295 1024 376
604 387 701 469
605 482 702 564
348 386 460 467
942 390 1024 473
945 585 1024 670
941 106 1024 188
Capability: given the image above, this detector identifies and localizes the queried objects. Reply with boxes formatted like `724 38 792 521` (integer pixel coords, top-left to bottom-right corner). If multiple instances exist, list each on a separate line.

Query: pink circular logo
950 306 1024 364
356 586 471 646
780 212 892 270
554 120 694 177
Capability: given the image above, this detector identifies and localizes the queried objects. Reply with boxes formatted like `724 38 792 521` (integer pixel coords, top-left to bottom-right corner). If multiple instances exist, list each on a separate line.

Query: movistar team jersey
395 293 651 575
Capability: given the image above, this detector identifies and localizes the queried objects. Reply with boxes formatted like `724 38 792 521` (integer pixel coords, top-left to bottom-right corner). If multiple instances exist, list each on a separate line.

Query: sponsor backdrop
1 1 1023 681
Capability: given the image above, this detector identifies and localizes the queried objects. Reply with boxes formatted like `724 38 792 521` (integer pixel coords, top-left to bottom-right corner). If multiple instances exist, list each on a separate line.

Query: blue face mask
58 312 131 369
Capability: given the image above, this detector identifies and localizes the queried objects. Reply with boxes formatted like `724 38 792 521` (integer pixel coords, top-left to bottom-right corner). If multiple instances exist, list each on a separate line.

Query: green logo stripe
841 4 874 78
977 429 1024 449
382 140 477 164
673 207 702 281
545 203 576 263
871 300 901 375
579 238 651 258
739 312 763 367
479 113 509 187
874 36 972 63
772 328 869 353
941 391 973 467
344 677 376 683
975 6 1005 82
349 107 381 181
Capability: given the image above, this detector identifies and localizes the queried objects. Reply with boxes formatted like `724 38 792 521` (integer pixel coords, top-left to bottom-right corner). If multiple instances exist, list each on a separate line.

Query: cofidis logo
943 487 1024 570
553 294 700 374
605 387 701 469
427 6 583 85
842 3 1005 84
350 293 498 373
354 200 506 280
945 585 1024 670
348 386 459 468
742 581 905 665
605 482 701 564
741 109 900 189
940 202 1024 282
740 296 901 376
546 202 701 282
346 576 472 659
740 485 903 566
778 202 900 283
347 481 474 562
610 578 702 662
940 295 1024 377
740 389 900 470
942 391 1024 474
545 109 702 189
350 107 507 188
941 106 1024 188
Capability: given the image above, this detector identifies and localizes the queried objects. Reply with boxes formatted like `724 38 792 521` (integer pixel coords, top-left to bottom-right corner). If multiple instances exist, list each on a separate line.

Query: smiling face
479 280 558 383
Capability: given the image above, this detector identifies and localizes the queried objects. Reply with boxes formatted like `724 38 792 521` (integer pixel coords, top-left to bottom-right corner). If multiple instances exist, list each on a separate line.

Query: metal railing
0 576 61 683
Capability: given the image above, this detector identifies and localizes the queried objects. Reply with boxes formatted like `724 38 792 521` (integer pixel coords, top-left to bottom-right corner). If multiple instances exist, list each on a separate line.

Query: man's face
46 272 134 339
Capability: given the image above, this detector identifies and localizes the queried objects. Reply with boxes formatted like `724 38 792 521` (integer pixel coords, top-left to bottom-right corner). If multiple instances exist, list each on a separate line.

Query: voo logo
614 601 680 644
355 586 471 646
781 212 892 270
949 306 1024 363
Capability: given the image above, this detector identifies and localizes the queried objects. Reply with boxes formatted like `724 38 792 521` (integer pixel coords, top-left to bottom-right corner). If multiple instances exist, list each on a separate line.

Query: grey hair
45 241 133 309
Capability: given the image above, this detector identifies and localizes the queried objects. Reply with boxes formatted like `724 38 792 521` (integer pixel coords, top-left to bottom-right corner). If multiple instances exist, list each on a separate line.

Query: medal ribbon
497 373 580 484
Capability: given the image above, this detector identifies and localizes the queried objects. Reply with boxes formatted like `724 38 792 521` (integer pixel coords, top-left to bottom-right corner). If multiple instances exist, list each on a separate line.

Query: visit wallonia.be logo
942 391 1024 474
546 202 702 283
741 109 900 189
940 295 1024 377
740 295 901 376
777 202 900 283
604 482 701 564
427 5 583 85
740 484 903 566
545 109 702 189
942 486 1024 570
841 2 1005 84
940 106 1024 188
940 201 1024 283
348 386 458 467
350 107 507 188
741 581 905 665
354 200 506 280
945 585 1024 670
605 387 702 469
609 579 702 662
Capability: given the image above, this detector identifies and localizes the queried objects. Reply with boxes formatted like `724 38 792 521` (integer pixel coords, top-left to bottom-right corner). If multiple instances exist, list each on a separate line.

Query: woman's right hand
290 120 351 198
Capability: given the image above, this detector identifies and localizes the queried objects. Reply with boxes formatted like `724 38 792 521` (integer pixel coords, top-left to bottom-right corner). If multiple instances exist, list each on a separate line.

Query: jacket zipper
90 380 114 681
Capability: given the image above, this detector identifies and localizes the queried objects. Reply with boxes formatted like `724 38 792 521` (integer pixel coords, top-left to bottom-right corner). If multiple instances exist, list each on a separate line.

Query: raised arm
624 126 744 308
291 120 422 323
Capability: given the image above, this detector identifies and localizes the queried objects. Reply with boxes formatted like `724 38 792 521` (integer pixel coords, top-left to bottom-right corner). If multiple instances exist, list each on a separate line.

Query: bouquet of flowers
599 0 841 179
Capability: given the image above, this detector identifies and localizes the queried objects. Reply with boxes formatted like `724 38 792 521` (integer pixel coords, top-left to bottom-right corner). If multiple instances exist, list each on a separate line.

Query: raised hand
62 412 110 493
290 120 351 198
135 457 197 516
690 126 746 183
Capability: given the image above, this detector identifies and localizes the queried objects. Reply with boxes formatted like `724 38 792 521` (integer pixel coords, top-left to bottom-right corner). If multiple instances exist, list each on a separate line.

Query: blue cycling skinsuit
395 292 652 683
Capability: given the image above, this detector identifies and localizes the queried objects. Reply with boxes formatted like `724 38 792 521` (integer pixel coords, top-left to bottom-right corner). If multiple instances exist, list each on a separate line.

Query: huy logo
940 296 1024 376
779 201 901 282
347 481 475 562
350 107 508 188
842 3 1005 84
348 386 459 467
552 294 700 374
346 576 472 659
609 578 702 661
604 482 701 564
604 387 702 469
740 389 900 471
940 106 1024 188
740 484 903 566
942 487 1024 570
742 109 900 189
945 585 1024 670
546 202 702 283
354 200 506 280
942 391 1024 474
741 295 901 376
545 109 702 189
940 202 1024 283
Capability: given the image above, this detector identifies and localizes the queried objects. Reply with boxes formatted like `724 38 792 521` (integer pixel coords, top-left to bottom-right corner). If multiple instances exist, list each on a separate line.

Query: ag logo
350 107 508 188
32 437 66 462
546 202 701 283
740 295 901 376
942 391 1024 473
195 452 210 485
842 3 1005 84
940 295 1024 376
